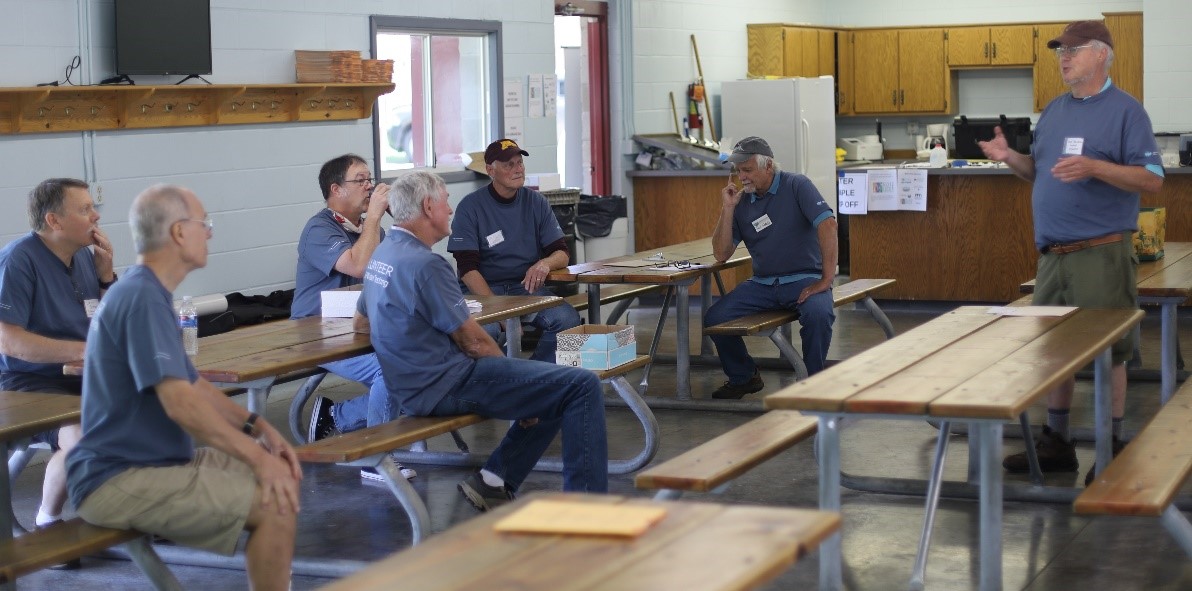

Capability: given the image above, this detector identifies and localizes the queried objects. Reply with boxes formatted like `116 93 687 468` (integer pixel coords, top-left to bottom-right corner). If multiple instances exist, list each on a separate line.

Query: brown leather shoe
1002 425 1078 473
711 370 764 400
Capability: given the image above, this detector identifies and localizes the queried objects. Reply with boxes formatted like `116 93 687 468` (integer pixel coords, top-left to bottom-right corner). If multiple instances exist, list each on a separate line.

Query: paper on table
602 259 660 268
493 499 667 538
987 305 1078 317
321 290 361 318
466 299 482 314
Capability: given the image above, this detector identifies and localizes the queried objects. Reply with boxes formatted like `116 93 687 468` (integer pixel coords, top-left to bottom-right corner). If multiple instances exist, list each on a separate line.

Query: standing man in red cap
448 139 581 362
980 20 1164 485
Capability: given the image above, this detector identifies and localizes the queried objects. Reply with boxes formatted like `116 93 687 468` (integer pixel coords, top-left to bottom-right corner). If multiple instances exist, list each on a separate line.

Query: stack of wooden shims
361 59 394 83
295 50 363 83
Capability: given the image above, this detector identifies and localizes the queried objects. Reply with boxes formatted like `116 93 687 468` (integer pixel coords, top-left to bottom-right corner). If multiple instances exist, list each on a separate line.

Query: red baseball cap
483 139 529 164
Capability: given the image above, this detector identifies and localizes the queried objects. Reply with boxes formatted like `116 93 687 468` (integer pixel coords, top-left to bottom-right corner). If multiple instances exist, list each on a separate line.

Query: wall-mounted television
115 0 212 76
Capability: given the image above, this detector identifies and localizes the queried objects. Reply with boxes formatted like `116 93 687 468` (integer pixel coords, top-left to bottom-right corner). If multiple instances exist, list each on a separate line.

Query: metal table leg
587 284 602 325
1159 300 1178 405
676 284 692 401
1093 347 1113 478
816 415 843 591
909 421 951 591
975 421 1004 591
699 275 713 355
504 317 523 358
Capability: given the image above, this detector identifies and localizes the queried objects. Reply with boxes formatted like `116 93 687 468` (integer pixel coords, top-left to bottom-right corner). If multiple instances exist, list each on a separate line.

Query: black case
953 115 1032 159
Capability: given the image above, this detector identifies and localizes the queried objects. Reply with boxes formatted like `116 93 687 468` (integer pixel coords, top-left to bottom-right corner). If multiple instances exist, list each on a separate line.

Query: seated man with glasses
293 154 415 481
0 178 116 568
705 137 839 399
448 139 581 362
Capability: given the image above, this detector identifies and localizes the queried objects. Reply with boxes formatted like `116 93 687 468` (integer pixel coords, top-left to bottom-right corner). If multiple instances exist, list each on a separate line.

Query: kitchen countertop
838 159 1192 175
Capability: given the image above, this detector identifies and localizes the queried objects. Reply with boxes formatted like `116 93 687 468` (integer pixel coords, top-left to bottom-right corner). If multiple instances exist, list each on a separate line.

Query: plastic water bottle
929 143 948 168
178 296 199 356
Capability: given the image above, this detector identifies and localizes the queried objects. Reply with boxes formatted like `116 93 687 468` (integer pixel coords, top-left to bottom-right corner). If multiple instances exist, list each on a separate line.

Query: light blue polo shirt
447 186 564 285
360 228 474 415
66 264 198 509
0 232 101 383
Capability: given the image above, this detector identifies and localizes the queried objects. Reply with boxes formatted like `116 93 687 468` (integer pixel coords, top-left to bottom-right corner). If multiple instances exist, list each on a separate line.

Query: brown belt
1041 233 1122 255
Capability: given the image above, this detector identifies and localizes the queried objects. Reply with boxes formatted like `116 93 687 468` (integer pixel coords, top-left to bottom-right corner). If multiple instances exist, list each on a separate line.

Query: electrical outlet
94 185 104 205
906 122 920 135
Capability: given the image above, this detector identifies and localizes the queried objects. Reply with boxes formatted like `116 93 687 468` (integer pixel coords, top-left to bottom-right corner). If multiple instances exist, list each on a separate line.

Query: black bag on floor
576 194 627 238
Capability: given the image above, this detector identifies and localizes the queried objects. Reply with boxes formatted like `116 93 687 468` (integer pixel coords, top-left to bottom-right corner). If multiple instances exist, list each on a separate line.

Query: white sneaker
360 463 417 481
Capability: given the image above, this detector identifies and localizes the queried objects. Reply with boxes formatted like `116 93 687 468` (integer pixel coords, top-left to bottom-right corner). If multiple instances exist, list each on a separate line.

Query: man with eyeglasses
67 185 301 591
448 139 581 362
293 154 416 481
979 20 1164 485
706 137 839 400
0 178 115 568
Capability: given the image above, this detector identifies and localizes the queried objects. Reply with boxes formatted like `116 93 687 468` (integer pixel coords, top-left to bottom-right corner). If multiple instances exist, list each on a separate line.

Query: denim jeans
428 356 608 493
470 283 582 362
320 353 396 431
704 278 835 382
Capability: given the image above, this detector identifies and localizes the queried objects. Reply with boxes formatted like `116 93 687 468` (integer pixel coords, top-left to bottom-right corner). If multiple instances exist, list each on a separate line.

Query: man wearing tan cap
448 139 581 362
980 20 1164 485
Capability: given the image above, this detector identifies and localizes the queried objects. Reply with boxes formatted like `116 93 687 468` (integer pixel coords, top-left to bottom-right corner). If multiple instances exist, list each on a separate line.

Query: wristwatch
242 412 259 436
98 272 118 290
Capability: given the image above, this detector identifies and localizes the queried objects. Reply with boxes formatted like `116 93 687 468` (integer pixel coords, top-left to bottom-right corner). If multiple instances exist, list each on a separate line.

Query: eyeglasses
1053 44 1092 58
177 217 214 233
652 259 692 269
342 177 375 186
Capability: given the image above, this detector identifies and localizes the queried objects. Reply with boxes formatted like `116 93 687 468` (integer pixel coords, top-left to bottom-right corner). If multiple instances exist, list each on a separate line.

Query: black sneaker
1083 436 1127 486
37 520 82 570
307 396 338 442
711 370 764 400
458 471 514 512
1003 425 1078 473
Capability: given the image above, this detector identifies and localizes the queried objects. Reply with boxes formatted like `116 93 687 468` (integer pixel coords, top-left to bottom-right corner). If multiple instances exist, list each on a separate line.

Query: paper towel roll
173 293 229 316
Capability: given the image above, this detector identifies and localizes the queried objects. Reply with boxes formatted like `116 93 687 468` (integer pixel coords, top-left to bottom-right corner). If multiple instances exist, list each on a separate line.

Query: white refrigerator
720 77 838 211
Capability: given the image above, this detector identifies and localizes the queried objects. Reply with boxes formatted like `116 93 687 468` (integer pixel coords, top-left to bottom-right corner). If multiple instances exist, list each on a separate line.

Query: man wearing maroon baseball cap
448 139 581 362
980 19 1164 485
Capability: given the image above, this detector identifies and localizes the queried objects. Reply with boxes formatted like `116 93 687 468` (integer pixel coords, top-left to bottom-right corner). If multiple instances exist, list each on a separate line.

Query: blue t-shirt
292 209 365 319
0 232 100 385
1031 83 1163 250
447 186 564 285
731 171 835 280
361 228 474 415
66 265 199 509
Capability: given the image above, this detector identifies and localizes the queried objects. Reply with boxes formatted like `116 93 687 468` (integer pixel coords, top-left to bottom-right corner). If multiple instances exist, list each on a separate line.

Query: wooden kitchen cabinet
1105 12 1143 101
748 24 835 78
847 28 949 114
947 25 1034 66
1033 23 1068 112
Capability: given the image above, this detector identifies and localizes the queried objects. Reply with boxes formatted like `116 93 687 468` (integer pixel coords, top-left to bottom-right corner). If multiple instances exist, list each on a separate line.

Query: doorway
554 1 609 195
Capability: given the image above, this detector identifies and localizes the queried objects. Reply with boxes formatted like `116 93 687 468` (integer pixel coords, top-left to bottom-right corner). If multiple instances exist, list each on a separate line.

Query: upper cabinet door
900 28 948 112
990 25 1035 66
818 30 836 78
851 30 900 113
946 27 990 67
1033 23 1068 112
747 25 784 77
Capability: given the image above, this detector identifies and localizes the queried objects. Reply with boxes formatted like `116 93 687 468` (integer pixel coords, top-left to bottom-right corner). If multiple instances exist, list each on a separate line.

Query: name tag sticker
751 214 773 233
84 299 100 318
486 230 505 248
1063 137 1084 156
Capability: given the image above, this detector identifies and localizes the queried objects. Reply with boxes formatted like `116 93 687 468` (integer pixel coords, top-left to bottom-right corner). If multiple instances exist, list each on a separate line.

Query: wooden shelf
0 83 394 134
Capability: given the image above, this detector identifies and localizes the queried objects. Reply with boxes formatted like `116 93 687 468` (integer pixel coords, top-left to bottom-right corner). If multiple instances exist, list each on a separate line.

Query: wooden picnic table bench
1074 379 1192 558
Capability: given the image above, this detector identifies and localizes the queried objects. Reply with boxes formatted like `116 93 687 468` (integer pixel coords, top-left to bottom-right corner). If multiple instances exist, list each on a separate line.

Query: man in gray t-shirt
67 185 302 589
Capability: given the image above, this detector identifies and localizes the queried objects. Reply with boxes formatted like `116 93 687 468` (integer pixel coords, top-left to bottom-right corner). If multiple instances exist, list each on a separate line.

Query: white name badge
84 299 100 318
1063 137 1084 156
751 214 773 233
486 230 505 248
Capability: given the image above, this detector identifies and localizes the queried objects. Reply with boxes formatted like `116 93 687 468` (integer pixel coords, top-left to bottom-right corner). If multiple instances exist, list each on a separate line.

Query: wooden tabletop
765 306 1144 420
0 391 80 441
319 492 840 591
1021 242 1192 300
549 238 751 284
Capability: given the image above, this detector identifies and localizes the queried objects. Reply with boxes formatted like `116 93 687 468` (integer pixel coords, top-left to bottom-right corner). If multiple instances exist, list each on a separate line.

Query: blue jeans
320 353 396 431
428 356 608 493
704 278 835 382
469 283 582 362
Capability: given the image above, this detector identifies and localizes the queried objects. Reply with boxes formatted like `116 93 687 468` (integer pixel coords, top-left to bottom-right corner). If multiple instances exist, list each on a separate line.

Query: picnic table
765 305 1143 591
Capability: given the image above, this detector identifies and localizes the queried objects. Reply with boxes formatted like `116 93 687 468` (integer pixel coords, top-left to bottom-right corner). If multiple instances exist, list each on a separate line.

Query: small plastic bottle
929 142 948 168
178 296 199 356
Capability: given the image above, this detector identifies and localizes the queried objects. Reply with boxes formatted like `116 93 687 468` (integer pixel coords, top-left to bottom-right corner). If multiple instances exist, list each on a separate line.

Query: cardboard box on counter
556 325 636 370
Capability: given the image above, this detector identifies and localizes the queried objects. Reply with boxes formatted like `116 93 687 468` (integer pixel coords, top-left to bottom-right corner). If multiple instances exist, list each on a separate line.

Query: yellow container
1134 207 1166 261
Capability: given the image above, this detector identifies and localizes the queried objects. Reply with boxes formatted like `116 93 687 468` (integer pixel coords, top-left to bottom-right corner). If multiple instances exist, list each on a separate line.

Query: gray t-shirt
361 228 473 415
447 186 564 285
292 208 363 319
66 264 198 509
0 232 100 384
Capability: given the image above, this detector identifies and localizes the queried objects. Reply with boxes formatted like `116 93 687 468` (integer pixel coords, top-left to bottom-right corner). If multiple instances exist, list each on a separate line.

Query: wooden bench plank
296 414 488 463
0 518 140 583
765 307 998 413
1075 385 1192 516
704 278 896 336
832 278 897 307
634 410 817 492
593 355 651 380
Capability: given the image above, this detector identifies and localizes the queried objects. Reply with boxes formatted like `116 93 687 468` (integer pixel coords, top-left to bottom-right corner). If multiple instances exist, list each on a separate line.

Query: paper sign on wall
505 117 524 146
543 74 558 117
837 172 868 215
527 74 544 118
504 77 523 120
866 169 899 211
898 169 928 211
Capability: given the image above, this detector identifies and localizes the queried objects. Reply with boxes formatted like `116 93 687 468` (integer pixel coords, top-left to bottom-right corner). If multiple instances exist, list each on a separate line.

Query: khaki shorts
1034 232 1138 364
77 448 257 555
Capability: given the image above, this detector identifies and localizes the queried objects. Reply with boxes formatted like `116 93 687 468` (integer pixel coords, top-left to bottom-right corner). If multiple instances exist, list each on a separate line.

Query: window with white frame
371 16 502 178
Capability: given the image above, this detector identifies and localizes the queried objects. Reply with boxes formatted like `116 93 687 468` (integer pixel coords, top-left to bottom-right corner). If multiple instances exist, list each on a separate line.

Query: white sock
480 469 505 488
35 507 60 527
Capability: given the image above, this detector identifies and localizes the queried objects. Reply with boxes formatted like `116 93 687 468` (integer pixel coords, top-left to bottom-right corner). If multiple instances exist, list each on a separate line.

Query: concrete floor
14 295 1192 590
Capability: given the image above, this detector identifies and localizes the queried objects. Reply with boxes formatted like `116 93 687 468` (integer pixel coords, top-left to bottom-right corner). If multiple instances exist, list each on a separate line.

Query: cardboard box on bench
556 325 636 370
